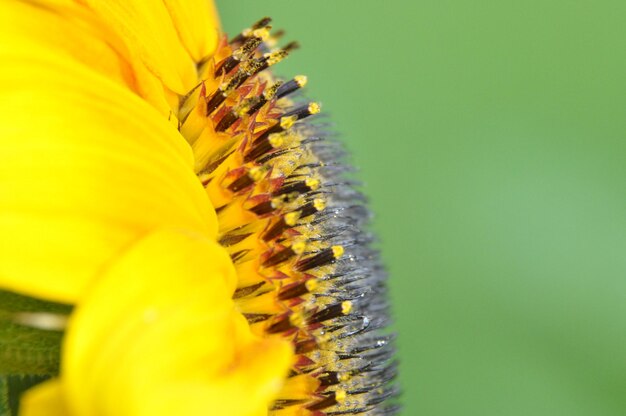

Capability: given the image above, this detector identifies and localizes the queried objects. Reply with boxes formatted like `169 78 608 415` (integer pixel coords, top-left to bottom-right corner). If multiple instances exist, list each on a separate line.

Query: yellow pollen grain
313 198 326 211
264 83 280 99
269 134 284 148
252 27 271 41
292 240 306 255
239 60 262 79
308 102 321 115
249 166 265 181
305 279 318 292
317 332 331 347
341 301 352 315
295 75 308 87
270 197 284 209
305 178 320 190
336 390 348 403
266 50 288 66
217 83 229 95
338 372 352 382
235 99 255 115
280 115 297 129
284 211 301 226
331 245 344 259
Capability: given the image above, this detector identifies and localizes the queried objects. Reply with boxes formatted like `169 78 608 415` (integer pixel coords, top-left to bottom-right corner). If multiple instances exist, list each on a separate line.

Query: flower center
177 18 398 415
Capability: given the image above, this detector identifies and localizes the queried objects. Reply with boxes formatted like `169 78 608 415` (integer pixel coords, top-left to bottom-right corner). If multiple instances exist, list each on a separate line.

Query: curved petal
20 228 292 416
20 379 69 416
77 0 203 94
0 0 175 115
0 1 132 94
0 39 217 303
163 0 221 63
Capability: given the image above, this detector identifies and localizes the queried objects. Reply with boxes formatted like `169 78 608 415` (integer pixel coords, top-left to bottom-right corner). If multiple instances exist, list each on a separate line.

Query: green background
217 1 626 415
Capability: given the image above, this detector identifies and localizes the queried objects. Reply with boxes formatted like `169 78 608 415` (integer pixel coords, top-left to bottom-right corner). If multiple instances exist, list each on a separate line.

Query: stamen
276 75 308 98
300 198 326 217
273 178 320 198
230 16 272 44
317 371 351 387
215 27 270 76
278 279 317 301
248 197 282 216
247 81 283 114
308 301 352 324
226 166 266 193
282 101 321 120
262 246 296 268
187 17 398 415
206 48 293 116
295 245 342 272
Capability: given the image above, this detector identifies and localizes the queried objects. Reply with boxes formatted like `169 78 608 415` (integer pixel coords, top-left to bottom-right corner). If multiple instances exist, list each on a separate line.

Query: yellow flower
0 1 398 415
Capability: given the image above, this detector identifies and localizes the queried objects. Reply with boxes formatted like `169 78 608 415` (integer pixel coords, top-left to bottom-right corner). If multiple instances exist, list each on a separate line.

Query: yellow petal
20 379 69 416
0 42 216 303
0 1 130 93
78 0 202 94
0 0 174 116
163 0 221 63
62 228 292 416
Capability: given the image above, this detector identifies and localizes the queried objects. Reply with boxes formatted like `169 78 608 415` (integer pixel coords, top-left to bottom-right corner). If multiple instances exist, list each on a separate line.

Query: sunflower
0 1 398 415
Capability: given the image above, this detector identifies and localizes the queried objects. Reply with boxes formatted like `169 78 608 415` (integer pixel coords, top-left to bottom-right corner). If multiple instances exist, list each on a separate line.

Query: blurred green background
217 1 626 415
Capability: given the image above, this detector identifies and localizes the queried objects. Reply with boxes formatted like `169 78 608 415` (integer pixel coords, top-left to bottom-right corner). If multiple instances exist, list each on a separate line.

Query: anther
276 75 308 99
244 130 285 162
246 114 293 154
215 94 267 132
273 178 320 198
214 110 239 132
295 245 343 272
248 197 282 216
206 62 257 114
230 17 272 44
207 47 293 116
294 338 318 354
282 102 321 121
277 279 317 301
332 245 345 259
262 246 296 268
263 49 289 67
282 41 300 53
263 210 301 241
308 301 352 324
227 167 266 193
215 27 270 76
266 313 294 334
226 175 251 193
318 371 351 387
267 312 304 334
299 198 326 218
242 81 283 117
